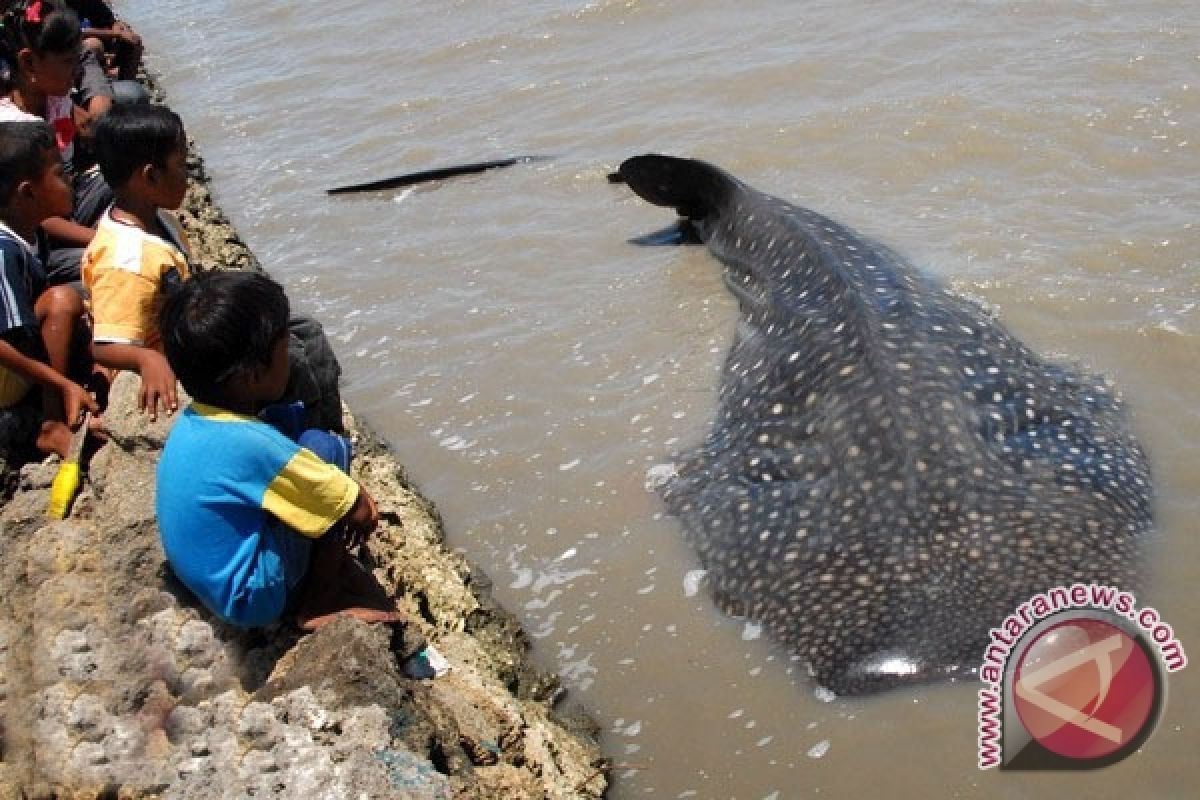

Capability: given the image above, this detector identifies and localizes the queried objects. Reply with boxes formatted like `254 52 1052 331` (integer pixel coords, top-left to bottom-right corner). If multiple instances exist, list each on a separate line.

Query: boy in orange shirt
84 103 346 432
82 102 188 420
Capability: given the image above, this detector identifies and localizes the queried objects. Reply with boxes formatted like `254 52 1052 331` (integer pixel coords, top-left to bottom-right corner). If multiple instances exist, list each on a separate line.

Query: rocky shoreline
0 78 607 798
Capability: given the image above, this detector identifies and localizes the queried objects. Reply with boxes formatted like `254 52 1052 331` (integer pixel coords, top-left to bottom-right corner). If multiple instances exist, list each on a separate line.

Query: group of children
0 1 403 633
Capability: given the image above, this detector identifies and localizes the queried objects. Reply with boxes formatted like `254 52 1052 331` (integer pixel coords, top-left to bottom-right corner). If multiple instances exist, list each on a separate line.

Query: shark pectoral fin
627 220 702 246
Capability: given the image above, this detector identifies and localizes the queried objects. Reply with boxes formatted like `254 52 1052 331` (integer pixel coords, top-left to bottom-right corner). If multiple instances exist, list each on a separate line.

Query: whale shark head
617 154 1153 694
618 155 916 340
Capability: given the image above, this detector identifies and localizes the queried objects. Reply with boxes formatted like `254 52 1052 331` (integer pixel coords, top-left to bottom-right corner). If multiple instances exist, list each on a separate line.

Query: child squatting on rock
0 119 99 458
155 269 405 631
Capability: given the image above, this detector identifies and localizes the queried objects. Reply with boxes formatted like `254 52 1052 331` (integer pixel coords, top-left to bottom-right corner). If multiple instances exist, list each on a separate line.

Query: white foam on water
644 463 678 492
741 622 763 641
682 569 707 597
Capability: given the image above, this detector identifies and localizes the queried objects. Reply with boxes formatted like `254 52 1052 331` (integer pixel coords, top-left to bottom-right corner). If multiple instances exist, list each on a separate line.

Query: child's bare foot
35 420 73 459
36 417 108 460
296 605 406 632
294 538 407 631
86 413 108 439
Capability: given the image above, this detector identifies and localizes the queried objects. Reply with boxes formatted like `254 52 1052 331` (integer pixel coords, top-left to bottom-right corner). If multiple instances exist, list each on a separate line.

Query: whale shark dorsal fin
615 154 736 220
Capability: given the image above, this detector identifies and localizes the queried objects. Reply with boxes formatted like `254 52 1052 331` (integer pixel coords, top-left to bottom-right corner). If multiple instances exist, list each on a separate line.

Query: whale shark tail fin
612 154 735 220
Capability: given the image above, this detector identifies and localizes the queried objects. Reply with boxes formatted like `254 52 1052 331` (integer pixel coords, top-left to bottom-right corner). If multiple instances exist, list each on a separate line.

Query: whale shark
613 154 1153 695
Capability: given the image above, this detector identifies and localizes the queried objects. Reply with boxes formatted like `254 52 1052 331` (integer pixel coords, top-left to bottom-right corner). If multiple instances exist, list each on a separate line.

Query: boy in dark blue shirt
0 119 98 458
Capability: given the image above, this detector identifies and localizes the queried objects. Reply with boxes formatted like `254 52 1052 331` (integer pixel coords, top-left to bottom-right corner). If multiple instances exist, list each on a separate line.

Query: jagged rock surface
0 374 606 798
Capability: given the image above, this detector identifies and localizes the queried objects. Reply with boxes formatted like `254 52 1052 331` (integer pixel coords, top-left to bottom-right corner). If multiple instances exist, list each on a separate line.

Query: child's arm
0 334 97 424
92 341 177 419
41 217 96 249
81 23 139 45
76 0 138 44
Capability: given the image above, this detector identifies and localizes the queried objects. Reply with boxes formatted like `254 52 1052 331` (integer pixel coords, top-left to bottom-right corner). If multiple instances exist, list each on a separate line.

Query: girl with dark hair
0 0 114 285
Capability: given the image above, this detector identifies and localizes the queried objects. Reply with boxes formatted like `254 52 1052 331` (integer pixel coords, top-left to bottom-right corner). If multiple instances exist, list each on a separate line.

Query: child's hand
343 485 379 549
59 379 100 429
137 350 179 420
115 21 140 43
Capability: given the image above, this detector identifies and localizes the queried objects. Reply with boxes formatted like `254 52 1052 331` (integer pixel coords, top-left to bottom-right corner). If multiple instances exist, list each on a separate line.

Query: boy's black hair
160 270 291 406
0 119 56 205
0 1 81 61
91 103 185 188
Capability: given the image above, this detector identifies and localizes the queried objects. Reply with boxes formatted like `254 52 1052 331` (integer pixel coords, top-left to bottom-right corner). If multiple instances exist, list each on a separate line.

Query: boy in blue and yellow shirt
156 269 400 630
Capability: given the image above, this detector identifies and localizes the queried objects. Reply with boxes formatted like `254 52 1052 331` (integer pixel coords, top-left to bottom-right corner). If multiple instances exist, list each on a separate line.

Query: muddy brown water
116 1 1197 796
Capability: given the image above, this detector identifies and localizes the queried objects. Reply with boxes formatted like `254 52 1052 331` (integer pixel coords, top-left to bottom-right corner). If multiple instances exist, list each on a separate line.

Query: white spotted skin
618 155 1153 695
